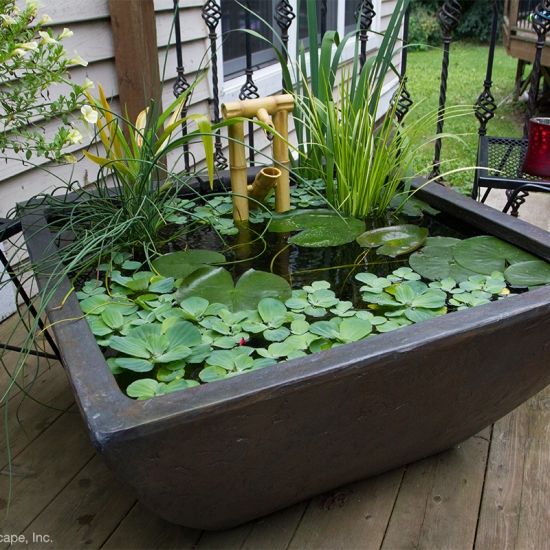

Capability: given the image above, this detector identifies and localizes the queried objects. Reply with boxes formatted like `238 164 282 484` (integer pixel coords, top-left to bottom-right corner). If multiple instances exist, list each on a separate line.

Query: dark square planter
22 181 550 530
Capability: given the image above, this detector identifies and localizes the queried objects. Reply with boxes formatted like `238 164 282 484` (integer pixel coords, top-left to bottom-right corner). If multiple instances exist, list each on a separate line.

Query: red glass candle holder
522 117 550 179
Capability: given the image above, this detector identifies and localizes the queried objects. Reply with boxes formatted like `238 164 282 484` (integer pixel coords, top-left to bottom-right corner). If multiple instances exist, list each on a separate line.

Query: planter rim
21 178 550 446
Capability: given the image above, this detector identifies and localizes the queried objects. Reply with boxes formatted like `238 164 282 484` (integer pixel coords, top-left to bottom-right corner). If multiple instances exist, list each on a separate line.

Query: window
345 0 363 34
219 0 382 101
298 0 338 42
221 0 277 80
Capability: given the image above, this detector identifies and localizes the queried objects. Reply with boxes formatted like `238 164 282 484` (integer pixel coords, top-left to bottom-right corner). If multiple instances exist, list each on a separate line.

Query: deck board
288 470 405 550
21 455 135 549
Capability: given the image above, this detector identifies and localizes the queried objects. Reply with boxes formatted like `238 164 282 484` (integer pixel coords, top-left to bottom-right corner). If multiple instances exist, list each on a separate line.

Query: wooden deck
1 311 549 550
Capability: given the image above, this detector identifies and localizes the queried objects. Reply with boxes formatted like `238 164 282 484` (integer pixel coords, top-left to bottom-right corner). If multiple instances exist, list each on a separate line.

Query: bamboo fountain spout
221 94 294 222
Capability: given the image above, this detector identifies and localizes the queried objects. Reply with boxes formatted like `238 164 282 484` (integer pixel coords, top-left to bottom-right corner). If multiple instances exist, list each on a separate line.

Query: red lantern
522 117 550 179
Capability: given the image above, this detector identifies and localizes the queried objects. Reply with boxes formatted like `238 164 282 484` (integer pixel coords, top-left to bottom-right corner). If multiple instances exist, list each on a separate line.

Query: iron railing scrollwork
173 1 192 171
474 0 499 138
525 0 550 134
355 0 376 70
275 0 295 91
202 0 228 170
238 1 260 164
395 3 413 123
430 0 463 180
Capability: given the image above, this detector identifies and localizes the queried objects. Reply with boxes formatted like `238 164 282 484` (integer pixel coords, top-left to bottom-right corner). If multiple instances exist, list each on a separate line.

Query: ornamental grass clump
298 74 470 219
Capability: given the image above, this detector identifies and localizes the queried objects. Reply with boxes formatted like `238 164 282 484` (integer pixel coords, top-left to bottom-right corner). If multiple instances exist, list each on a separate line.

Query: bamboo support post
227 123 249 221
222 94 294 221
273 109 290 212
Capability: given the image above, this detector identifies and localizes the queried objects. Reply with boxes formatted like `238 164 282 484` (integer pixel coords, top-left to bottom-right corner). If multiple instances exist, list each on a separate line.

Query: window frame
216 0 383 103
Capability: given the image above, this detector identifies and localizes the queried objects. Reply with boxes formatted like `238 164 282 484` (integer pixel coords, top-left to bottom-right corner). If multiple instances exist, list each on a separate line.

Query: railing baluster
395 3 413 122
430 0 463 181
173 1 192 172
320 0 328 37
474 0 499 138
355 0 376 70
202 0 228 170
238 1 260 165
525 0 550 135
275 0 295 91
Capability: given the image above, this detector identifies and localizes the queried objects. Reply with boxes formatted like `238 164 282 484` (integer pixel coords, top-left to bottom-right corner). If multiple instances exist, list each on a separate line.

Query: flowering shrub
0 0 91 160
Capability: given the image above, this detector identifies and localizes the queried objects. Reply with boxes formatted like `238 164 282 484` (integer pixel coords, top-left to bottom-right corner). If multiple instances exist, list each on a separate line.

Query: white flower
12 48 28 58
38 31 57 45
82 78 94 91
38 14 52 25
81 105 99 124
18 41 38 51
69 53 88 67
67 128 83 145
58 27 73 40
25 0 41 15
0 14 17 25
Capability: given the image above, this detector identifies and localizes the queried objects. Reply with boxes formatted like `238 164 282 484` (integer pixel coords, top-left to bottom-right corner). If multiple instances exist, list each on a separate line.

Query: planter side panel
102 300 550 530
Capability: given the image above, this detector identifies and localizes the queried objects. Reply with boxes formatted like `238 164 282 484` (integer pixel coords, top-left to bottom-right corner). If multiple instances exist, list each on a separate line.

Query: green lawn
406 43 524 193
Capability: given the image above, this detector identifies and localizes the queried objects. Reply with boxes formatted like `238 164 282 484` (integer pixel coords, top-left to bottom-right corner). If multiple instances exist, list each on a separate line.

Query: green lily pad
356 225 428 257
268 209 365 247
504 260 550 287
177 267 291 312
453 236 538 276
409 245 478 282
153 249 226 279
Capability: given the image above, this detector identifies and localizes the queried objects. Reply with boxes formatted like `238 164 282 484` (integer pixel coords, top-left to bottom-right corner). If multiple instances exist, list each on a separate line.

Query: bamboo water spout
222 94 294 221
248 167 281 205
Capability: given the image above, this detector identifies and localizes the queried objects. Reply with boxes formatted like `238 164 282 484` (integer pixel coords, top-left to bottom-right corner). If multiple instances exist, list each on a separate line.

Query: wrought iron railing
168 0 549 203
172 0 381 172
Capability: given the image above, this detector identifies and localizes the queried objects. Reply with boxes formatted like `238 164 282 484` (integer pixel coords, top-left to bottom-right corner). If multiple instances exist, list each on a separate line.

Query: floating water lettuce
268 209 365 247
356 224 428 257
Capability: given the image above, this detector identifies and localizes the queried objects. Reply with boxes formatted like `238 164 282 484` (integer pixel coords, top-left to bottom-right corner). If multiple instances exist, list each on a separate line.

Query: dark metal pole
430 0 463 181
525 0 550 135
0 246 61 361
355 0 376 70
238 1 260 165
395 3 413 122
275 0 295 91
320 0 327 37
472 0 499 200
173 1 191 172
202 0 228 170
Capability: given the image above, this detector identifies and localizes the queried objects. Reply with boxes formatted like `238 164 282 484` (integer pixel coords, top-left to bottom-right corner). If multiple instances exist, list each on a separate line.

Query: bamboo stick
273 109 290 212
227 122 249 222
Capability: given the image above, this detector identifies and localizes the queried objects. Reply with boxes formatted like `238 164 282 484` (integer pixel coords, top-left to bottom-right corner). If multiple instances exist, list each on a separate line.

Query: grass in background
407 43 525 193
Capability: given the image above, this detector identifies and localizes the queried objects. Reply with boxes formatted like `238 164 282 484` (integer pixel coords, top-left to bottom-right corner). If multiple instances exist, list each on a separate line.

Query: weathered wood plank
514 387 550 550
0 406 95 533
241 503 307 550
102 502 201 549
474 404 530 549
288 469 405 550
0 360 72 465
21 455 135 549
195 503 306 550
382 429 491 550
